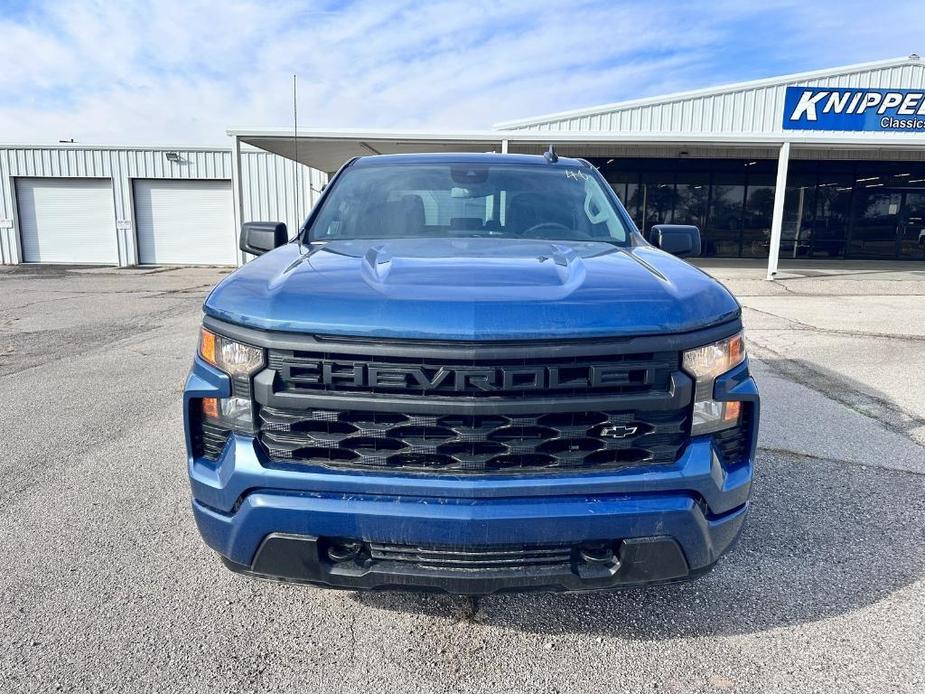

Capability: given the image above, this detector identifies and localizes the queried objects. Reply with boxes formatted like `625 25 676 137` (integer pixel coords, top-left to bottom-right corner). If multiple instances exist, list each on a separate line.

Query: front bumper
184 356 758 594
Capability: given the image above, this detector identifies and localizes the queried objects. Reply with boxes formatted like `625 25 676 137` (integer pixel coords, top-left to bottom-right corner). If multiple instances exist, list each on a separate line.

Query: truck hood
204 238 739 340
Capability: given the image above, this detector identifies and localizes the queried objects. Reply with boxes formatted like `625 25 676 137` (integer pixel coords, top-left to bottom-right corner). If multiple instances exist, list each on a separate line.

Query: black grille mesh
367 542 574 570
258 406 688 473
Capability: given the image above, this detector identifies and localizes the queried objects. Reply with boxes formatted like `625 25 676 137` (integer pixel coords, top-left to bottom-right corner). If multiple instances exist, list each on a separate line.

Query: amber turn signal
199 328 217 367
723 400 741 423
201 397 219 420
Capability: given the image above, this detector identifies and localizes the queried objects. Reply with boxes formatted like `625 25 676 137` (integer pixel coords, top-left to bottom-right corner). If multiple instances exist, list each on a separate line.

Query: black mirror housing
649 224 702 258
240 221 288 256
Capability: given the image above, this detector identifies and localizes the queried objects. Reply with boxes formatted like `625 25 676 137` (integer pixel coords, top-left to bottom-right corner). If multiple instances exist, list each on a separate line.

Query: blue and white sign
783 86 925 132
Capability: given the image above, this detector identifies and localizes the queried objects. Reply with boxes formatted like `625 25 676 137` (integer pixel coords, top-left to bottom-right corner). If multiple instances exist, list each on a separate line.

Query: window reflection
625 182 641 228
706 175 744 257
781 175 816 258
741 175 776 258
900 192 925 259
641 173 676 234
593 157 925 260
850 190 901 258
674 174 710 230
813 173 853 257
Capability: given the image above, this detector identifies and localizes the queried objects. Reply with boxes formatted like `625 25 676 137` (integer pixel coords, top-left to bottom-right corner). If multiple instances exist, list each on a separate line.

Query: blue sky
0 0 922 145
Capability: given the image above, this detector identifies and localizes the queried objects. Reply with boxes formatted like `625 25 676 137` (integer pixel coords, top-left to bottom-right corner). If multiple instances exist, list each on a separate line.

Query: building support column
500 139 509 154
230 134 245 266
766 141 791 280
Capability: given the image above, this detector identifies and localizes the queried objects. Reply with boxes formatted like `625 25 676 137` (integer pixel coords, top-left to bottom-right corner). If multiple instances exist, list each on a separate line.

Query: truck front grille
235 332 703 475
258 406 688 473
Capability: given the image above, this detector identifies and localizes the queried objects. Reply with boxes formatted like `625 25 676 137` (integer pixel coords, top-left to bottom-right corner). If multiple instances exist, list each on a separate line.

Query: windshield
308 162 630 243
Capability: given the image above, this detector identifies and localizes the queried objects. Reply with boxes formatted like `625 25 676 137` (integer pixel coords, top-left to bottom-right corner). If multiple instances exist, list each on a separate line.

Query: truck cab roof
348 152 591 168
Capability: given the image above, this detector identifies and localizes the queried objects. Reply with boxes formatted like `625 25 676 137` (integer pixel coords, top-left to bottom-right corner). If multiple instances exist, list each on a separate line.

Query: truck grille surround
251 339 695 475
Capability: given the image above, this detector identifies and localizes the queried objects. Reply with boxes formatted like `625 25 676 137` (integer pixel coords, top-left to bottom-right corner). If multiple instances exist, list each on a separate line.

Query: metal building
0 145 325 266
233 55 925 277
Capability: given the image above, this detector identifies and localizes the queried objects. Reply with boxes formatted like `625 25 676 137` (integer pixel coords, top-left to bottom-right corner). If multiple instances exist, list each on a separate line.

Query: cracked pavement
1 261 923 694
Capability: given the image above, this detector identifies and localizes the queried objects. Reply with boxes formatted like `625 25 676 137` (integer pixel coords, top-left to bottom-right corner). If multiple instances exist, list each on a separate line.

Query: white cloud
0 0 922 145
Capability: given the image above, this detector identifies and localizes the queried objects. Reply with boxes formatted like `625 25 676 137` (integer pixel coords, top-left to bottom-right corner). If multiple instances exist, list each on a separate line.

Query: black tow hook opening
579 542 618 565
327 539 363 562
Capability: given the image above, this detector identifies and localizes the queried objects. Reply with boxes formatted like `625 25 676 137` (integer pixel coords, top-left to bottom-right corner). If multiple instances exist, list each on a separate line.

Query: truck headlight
197 328 264 439
682 332 745 435
199 327 264 376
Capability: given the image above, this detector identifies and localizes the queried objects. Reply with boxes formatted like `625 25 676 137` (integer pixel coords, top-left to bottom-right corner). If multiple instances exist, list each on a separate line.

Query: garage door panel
134 180 235 265
17 178 117 264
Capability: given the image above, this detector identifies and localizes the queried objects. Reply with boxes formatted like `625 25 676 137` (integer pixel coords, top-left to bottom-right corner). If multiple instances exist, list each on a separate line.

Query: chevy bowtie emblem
600 424 637 439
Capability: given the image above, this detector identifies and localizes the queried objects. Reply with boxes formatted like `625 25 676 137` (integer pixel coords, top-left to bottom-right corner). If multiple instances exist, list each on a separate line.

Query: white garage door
133 179 235 265
16 178 117 264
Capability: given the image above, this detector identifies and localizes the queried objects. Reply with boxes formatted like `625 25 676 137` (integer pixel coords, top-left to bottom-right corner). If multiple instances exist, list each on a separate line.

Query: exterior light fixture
165 151 181 162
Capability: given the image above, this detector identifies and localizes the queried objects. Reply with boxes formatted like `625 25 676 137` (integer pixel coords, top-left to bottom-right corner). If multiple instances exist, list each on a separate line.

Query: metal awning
229 129 515 173
229 127 925 174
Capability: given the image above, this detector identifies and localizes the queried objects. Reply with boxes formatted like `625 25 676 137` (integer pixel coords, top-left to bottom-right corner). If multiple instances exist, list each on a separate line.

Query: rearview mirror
240 221 288 256
649 224 701 258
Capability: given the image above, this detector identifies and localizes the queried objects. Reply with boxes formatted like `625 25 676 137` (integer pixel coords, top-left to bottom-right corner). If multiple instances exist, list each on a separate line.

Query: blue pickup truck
183 152 759 594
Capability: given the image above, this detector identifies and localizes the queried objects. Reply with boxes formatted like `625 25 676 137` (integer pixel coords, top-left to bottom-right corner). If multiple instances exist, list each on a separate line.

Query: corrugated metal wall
239 150 327 238
504 60 925 139
0 145 324 265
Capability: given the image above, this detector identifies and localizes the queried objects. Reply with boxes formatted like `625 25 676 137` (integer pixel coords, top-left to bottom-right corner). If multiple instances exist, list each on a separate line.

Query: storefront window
899 191 925 259
850 188 901 258
705 174 744 257
589 157 925 260
741 175 776 258
624 182 642 228
674 173 710 230
813 167 853 258
640 173 676 236
780 172 817 259
604 166 640 228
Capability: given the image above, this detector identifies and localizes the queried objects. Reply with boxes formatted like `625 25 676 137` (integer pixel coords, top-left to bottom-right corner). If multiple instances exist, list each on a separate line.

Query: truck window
309 163 630 243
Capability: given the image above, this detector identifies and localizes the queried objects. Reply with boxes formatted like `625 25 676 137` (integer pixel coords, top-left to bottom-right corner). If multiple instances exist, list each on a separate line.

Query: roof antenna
292 73 302 233
544 144 558 163
293 74 325 204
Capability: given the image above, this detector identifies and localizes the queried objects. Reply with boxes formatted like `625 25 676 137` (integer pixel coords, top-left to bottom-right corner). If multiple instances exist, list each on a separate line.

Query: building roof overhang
229 127 925 172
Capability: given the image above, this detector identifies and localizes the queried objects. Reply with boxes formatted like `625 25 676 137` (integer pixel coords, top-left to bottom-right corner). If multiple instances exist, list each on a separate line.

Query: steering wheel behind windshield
521 221 571 237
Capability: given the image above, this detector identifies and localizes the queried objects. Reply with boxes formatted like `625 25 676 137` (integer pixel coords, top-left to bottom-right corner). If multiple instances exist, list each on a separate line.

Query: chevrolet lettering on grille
287 361 653 393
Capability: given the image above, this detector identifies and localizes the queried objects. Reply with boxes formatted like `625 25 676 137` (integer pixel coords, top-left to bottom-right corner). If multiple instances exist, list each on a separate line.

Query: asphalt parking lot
1 261 923 694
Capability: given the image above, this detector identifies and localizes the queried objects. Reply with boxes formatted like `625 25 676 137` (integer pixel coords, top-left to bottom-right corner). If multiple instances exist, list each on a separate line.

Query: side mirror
240 221 288 256
649 224 701 258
